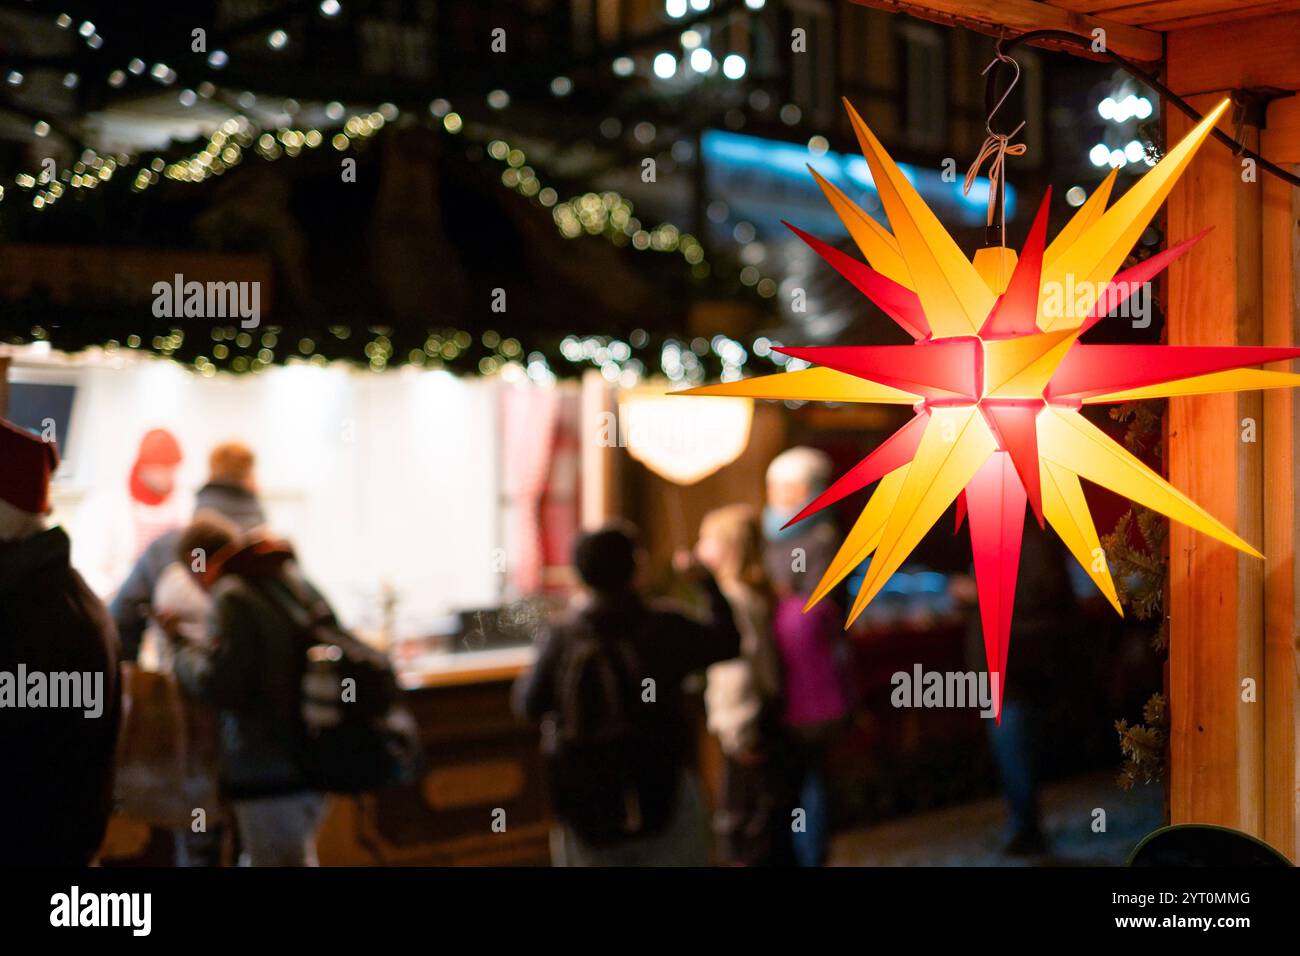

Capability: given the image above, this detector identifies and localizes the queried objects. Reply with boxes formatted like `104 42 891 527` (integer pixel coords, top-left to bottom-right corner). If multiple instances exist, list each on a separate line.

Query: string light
484 137 711 281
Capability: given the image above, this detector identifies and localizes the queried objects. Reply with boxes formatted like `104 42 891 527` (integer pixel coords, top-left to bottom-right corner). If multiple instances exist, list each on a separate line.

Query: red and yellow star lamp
682 97 1300 719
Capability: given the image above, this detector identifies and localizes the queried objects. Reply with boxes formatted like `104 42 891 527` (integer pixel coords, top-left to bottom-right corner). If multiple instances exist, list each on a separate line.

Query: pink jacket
773 596 849 727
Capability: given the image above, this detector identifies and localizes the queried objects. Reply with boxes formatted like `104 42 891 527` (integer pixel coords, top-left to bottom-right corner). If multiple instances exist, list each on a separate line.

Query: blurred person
0 419 121 865
763 446 839 599
110 442 265 866
513 521 741 866
143 529 231 867
763 447 851 867
197 442 264 529
694 504 786 866
166 514 326 866
127 428 187 558
74 428 188 596
112 441 266 663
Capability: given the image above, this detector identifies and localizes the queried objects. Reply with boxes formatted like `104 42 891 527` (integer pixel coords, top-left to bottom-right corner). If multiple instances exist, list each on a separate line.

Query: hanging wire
987 29 1300 189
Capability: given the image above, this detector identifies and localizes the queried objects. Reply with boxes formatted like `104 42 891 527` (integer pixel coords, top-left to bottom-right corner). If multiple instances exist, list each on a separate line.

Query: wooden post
1260 98 1300 862
580 369 619 529
1167 19 1300 859
1165 93 1266 842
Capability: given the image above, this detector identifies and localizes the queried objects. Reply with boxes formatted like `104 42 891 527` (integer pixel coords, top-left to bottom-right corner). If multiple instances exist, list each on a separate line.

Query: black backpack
261 578 422 794
542 615 679 845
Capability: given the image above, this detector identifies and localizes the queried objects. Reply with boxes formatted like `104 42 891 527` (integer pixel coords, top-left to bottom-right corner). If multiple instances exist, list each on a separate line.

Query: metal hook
981 42 1022 138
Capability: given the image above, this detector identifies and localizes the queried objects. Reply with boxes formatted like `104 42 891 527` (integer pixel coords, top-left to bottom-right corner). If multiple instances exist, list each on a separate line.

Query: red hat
0 418 60 514
129 428 183 506
134 428 183 467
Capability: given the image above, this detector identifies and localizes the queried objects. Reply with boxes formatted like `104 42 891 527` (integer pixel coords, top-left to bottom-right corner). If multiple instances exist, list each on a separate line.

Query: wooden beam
848 0 1164 62
1049 0 1300 30
1166 94 1266 840
1049 0 1152 12
1144 2 1300 34
1166 12 1300 95
1095 0 1300 28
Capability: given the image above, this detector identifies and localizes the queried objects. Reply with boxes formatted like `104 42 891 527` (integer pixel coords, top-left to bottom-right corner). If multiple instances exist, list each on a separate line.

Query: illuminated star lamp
679 97 1300 720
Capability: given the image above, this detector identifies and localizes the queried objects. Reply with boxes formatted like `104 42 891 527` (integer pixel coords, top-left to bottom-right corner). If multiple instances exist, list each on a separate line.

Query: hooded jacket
0 527 122 865
173 538 325 800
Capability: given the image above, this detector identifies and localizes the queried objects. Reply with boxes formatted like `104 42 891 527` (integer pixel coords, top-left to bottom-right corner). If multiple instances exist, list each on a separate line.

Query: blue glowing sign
701 129 1015 239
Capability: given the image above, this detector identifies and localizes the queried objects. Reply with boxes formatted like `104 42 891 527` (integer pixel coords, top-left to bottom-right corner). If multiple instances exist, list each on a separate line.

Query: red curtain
500 384 561 595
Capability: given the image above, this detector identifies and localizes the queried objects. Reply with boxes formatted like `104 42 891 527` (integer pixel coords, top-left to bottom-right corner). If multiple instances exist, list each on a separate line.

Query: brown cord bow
964 123 1026 232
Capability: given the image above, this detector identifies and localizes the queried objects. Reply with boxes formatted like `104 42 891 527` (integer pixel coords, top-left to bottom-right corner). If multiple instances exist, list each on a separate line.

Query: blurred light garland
3 9 785 381
6 107 750 295
13 317 782 387
484 137 712 281
4 0 784 308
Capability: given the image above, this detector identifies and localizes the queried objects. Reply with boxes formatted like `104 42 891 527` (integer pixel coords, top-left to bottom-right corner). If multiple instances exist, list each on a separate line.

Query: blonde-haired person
695 504 788 865
107 440 268 866
203 442 264 532
111 440 267 664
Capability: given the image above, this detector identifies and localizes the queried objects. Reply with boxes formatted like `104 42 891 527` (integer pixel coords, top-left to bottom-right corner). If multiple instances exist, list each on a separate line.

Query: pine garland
1101 399 1171 787
1115 693 1169 790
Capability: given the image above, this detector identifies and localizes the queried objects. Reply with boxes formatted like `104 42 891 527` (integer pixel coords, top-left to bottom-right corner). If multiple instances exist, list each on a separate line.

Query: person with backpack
166 514 417 867
513 522 742 866
163 515 326 865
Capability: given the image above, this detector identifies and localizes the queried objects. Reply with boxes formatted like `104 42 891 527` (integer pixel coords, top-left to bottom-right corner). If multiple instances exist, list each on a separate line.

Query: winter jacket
0 526 122 865
773 595 849 727
173 539 322 800
110 482 267 661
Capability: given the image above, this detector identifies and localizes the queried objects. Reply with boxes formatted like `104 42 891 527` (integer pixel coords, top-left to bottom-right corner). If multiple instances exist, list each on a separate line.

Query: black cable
988 28 1300 189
